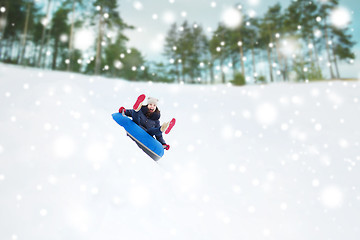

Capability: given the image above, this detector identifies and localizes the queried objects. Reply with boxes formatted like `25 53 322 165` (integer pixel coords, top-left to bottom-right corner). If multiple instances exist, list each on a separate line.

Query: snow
74 30 95 51
1 63 360 239
330 6 352 29
221 8 243 29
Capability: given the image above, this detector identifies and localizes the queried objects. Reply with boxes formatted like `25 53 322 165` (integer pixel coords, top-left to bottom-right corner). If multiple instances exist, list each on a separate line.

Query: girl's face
148 103 156 113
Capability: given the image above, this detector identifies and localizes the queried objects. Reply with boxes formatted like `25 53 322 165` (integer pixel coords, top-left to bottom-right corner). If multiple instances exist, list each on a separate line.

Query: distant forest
0 0 356 84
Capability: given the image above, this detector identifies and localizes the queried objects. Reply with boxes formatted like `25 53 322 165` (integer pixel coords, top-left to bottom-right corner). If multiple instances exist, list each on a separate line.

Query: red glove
163 144 170 150
119 107 126 113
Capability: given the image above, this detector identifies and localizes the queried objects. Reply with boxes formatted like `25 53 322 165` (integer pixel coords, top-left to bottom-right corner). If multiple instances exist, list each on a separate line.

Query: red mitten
119 107 126 113
163 144 170 150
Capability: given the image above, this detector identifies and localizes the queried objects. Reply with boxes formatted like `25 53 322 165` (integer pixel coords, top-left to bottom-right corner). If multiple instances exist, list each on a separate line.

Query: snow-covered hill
0 63 359 240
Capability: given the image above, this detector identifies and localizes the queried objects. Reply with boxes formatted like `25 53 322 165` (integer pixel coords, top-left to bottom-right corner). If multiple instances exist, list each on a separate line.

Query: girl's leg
147 127 166 145
146 127 162 137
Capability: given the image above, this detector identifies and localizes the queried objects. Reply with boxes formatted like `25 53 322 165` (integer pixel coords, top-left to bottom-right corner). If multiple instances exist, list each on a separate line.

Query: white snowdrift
0 63 359 240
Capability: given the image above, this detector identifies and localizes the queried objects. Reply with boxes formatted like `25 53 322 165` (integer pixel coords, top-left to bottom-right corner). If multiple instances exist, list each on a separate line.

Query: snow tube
112 113 164 161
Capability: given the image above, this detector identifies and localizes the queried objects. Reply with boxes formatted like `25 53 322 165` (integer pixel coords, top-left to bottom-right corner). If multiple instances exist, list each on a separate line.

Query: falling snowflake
255 103 278 126
44 123 52 131
280 202 288 210
320 186 344 208
48 175 58 185
338 138 349 148
85 143 109 166
221 125 233 139
91 187 99 195
191 114 201 123
133 1 143 10
221 7 242 29
314 123 322 131
247 0 260 6
74 29 94 51
40 209 48 216
187 144 195 152
312 179 320 187
53 136 75 158
291 95 304 105
263 228 271 237
163 11 176 24
330 6 351 29
248 206 256 213
279 38 300 57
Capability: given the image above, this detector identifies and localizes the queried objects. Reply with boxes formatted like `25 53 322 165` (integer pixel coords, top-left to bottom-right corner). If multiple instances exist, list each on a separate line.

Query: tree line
163 0 355 84
0 0 152 80
0 0 355 84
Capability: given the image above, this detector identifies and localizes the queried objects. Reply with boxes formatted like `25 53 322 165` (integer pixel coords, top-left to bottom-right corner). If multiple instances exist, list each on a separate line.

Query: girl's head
147 97 158 113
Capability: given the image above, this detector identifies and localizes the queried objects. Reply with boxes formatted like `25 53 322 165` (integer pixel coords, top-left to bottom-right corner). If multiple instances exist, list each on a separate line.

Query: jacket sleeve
124 109 134 117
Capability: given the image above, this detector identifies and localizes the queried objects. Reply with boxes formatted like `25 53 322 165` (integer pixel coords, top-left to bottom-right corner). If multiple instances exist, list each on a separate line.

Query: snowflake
221 8 242 29
40 209 48 216
248 205 256 213
53 136 75 158
330 7 351 29
133 1 143 10
221 125 233 139
74 29 94 51
338 138 349 148
255 103 278 126
44 123 52 131
163 11 176 24
320 186 344 208
280 202 288 210
247 0 260 6
312 179 320 187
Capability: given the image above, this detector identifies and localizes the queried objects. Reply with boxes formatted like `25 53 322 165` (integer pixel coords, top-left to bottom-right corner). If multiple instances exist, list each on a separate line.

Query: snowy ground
0 63 360 240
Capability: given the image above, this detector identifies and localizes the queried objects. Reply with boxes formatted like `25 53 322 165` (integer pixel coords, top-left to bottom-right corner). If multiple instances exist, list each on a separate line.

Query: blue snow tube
112 113 164 161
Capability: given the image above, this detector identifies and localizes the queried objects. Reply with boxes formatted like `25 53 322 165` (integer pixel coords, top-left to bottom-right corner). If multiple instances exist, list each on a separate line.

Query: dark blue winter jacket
124 105 166 145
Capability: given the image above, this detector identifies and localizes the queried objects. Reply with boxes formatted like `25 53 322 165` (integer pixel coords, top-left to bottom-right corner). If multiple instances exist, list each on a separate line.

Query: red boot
133 94 146 112
161 118 176 134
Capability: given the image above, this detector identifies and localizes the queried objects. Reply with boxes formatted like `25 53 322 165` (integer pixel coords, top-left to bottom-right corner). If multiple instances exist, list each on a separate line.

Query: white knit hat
147 97 158 106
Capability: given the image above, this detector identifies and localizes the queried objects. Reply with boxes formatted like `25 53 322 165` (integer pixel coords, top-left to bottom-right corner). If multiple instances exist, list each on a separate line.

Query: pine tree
329 26 355 79
245 16 260 82
50 7 70 70
210 24 230 83
1 0 27 62
164 23 180 82
261 4 284 82
63 0 84 72
36 0 51 67
188 23 206 83
119 47 145 80
19 0 40 66
318 0 339 79
302 0 323 80
92 0 131 75
177 21 192 82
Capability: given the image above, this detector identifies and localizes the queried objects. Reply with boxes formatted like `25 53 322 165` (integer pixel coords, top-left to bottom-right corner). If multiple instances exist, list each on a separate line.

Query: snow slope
0 63 359 240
